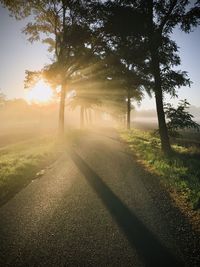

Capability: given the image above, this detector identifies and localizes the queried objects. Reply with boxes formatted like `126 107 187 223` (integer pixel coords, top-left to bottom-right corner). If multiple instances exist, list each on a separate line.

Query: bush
164 99 200 136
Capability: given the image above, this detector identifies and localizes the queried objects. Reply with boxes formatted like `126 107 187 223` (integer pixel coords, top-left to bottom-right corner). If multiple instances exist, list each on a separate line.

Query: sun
25 80 53 104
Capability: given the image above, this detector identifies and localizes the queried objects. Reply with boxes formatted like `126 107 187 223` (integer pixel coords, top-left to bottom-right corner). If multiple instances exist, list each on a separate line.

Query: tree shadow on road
69 150 183 267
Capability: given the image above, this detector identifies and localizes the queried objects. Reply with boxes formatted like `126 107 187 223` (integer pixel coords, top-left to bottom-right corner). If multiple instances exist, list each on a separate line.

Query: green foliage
0 130 81 204
0 136 57 203
165 100 200 136
121 129 200 210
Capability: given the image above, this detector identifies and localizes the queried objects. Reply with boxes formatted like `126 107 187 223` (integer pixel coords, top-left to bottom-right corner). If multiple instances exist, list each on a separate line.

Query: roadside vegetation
0 131 80 205
0 135 58 205
120 129 200 210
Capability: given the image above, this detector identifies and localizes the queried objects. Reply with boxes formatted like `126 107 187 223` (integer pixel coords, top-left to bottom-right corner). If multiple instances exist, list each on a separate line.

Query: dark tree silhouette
145 0 198 154
1 0 100 134
165 100 200 136
97 0 200 154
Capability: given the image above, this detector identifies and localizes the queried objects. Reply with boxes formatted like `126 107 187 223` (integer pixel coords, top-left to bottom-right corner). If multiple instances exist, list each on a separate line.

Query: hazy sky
0 5 200 110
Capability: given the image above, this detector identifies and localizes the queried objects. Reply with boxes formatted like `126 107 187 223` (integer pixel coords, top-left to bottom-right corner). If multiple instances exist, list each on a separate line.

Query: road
0 129 186 266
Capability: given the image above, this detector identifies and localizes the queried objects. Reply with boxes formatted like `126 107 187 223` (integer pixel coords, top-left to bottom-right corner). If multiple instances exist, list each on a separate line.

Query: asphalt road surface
0 129 188 266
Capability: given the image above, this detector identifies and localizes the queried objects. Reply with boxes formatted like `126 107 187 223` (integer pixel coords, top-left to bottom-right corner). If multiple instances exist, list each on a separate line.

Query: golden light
25 80 53 104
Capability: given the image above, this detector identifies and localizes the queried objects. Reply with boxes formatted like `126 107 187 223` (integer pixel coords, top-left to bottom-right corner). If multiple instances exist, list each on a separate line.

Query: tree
105 56 143 129
1 0 99 134
144 0 200 154
101 0 200 153
165 99 200 136
92 1 152 129
68 94 101 128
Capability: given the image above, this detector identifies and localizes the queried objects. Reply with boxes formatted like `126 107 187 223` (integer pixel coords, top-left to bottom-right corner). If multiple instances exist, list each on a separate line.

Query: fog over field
1 96 200 149
0 98 114 147
132 105 200 129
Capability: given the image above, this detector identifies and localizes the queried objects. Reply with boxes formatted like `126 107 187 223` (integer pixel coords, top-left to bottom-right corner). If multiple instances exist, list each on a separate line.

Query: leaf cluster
165 100 200 135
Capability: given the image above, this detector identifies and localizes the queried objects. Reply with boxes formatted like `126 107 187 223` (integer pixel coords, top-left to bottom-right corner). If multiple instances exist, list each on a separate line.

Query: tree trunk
80 106 84 128
127 88 131 129
58 83 66 135
85 108 88 125
147 0 171 154
88 109 92 125
152 53 171 154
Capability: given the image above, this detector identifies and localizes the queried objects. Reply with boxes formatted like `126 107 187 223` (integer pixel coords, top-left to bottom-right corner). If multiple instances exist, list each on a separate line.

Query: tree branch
158 0 178 32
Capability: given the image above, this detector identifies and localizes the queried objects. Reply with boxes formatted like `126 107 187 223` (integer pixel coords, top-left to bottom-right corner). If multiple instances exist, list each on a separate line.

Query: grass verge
0 130 80 205
120 128 200 210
